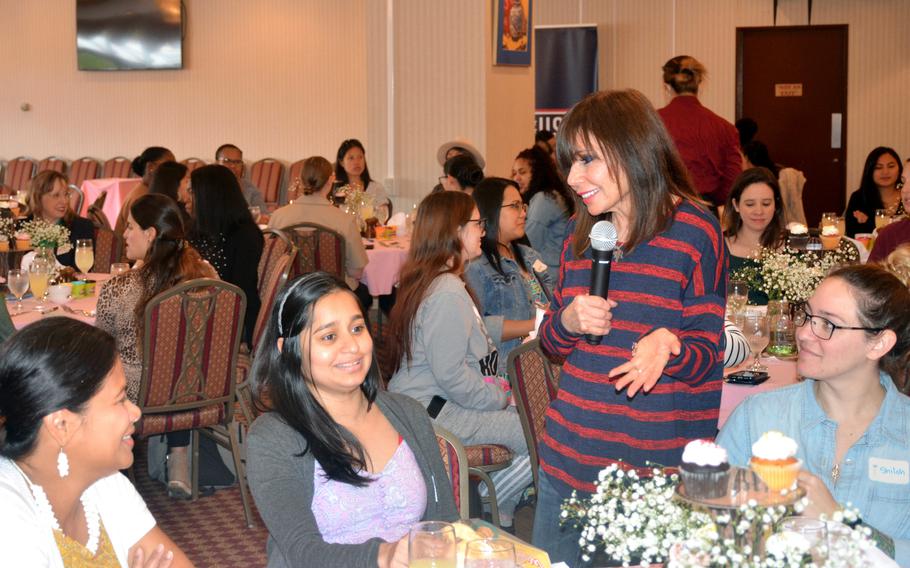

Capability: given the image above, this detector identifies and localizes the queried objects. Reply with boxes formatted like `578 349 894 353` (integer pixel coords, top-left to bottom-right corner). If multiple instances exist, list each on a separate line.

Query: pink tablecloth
10 273 111 329
718 356 799 429
361 237 410 296
80 178 142 228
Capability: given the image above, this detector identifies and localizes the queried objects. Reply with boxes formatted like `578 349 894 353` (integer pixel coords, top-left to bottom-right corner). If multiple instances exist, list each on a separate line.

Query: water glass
742 311 769 371
780 517 828 562
7 269 29 313
728 280 749 316
110 262 131 277
409 521 456 568
875 209 890 230
249 206 261 223
819 211 837 229
464 538 517 568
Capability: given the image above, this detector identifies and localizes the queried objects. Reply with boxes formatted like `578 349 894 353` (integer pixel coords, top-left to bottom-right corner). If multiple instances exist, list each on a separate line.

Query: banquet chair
69 157 99 187
257 229 295 297
3 157 36 192
180 157 206 174
433 424 470 520
287 159 306 201
92 227 125 273
250 158 284 207
68 184 85 216
507 339 557 494
102 156 133 179
87 191 112 231
135 278 254 527
37 156 67 175
465 442 513 529
284 222 346 281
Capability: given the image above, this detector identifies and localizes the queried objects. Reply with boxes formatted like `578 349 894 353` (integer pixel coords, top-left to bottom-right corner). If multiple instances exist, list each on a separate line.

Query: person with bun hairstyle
115 146 175 235
0 318 192 567
440 154 484 195
658 55 741 208
882 243 910 288
718 264 910 565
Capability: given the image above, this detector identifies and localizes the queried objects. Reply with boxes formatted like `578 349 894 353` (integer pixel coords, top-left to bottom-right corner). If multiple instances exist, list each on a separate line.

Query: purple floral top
311 440 427 544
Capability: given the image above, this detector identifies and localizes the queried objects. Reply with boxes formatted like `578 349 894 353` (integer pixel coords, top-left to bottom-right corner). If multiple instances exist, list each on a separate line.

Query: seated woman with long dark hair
246 272 457 568
188 164 264 346
115 146 175 235
0 318 192 566
148 161 192 226
23 170 94 269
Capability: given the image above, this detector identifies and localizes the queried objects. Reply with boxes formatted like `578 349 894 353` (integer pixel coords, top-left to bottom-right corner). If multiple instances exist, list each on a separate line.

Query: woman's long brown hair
387 191 476 375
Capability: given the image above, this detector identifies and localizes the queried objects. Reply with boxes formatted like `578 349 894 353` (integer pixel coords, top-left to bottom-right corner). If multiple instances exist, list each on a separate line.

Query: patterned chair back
92 227 124 273
37 157 66 175
87 191 112 231
68 184 85 216
252 243 295 352
286 223 345 281
250 158 284 205
433 424 470 520
102 156 133 179
69 157 99 187
257 229 294 295
4 157 36 192
287 159 305 201
180 157 206 174
506 338 557 493
135 279 246 437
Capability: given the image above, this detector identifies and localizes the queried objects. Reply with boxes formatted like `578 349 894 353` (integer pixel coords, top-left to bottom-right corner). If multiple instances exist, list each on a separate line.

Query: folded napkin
387 211 408 236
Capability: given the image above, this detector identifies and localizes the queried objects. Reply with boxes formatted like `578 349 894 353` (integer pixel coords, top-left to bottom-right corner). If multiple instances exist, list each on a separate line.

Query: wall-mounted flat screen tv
77 0 184 71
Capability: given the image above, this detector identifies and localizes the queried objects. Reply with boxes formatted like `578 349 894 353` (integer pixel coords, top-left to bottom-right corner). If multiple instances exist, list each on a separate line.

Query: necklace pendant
831 463 840 484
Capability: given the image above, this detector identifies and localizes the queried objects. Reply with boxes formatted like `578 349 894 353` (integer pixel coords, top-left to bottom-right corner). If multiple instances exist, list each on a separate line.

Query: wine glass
742 312 770 371
249 206 261 223
28 255 53 312
7 269 29 313
110 262 130 277
728 280 749 317
819 211 836 230
408 521 456 568
75 238 94 279
875 209 890 230
464 538 516 568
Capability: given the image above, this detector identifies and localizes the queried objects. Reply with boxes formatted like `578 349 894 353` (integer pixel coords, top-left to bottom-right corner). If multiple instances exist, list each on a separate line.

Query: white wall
536 0 910 198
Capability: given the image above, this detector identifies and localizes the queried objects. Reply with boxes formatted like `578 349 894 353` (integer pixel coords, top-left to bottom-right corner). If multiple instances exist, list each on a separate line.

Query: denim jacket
717 373 910 565
465 244 554 375
525 192 569 282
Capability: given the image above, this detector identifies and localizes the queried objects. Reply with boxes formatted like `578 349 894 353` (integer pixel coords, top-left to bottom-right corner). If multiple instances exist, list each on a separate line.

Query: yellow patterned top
52 520 120 567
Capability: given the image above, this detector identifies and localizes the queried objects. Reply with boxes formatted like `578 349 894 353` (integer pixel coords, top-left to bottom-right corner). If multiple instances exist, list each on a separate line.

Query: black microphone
584 220 618 345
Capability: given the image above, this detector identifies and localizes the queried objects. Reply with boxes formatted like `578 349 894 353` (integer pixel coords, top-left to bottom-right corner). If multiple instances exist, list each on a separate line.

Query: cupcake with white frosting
820 224 842 250
679 439 730 499
788 222 809 249
749 430 801 492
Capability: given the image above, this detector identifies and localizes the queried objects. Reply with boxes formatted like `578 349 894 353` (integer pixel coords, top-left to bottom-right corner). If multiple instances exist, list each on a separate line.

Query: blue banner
534 26 598 133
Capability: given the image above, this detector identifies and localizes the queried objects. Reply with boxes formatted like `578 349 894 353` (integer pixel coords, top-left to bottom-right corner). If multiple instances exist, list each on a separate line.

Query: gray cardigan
247 390 459 568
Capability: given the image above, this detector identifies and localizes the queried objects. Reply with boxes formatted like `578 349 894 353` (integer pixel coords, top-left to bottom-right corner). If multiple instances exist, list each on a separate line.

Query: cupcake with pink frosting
679 439 730 499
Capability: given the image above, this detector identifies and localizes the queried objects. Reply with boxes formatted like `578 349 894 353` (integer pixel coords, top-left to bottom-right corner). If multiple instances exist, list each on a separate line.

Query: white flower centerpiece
20 218 71 255
560 463 879 567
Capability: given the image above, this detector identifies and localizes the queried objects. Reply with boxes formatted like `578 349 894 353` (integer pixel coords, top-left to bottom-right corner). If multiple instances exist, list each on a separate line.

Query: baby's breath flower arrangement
731 243 858 304
561 463 880 567
0 216 15 240
20 219 71 254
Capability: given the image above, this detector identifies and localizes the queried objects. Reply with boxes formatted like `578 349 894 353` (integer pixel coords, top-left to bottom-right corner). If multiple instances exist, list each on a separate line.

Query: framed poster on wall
494 0 532 66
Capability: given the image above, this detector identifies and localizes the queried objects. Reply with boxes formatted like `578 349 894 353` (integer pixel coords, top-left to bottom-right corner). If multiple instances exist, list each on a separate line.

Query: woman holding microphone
531 90 727 564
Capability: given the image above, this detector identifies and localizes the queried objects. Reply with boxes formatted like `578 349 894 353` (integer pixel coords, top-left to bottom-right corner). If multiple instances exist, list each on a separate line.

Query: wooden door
737 25 848 227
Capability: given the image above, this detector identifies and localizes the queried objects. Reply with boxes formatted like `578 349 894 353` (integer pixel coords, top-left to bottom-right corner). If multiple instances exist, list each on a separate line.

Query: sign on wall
535 25 598 133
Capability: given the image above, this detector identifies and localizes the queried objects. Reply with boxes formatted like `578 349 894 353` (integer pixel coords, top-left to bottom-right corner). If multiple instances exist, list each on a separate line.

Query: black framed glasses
793 304 883 341
501 200 528 213
465 217 487 230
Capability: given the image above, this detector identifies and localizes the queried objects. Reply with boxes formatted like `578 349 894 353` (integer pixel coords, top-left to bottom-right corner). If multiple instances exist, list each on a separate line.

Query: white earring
57 447 70 478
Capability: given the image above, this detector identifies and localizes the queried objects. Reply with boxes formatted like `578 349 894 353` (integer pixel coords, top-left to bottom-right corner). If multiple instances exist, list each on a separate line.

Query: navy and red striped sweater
539 200 727 497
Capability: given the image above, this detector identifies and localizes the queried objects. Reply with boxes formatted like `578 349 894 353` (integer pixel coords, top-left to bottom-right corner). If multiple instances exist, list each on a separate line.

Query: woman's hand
560 294 617 336
608 328 680 397
129 544 174 568
377 536 408 568
797 471 839 519
853 210 869 224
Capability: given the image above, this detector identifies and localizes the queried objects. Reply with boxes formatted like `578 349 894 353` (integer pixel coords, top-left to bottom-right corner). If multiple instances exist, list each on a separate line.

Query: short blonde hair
883 243 910 287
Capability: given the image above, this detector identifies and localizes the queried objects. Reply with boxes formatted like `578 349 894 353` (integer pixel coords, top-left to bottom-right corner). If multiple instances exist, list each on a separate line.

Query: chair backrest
258 229 295 294
92 226 124 272
68 184 85 216
506 339 556 493
180 157 206 174
433 424 470 520
69 157 99 187
252 246 295 353
285 222 346 280
138 279 246 422
287 159 306 201
88 198 112 231
102 156 133 179
250 158 284 205
3 157 36 192
37 157 67 176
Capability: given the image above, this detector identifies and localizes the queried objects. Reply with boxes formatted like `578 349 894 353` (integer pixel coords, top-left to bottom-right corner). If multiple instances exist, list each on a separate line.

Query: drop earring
57 447 70 478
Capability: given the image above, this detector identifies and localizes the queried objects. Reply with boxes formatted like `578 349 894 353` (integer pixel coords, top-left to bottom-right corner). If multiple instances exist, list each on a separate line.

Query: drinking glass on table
409 521 456 568
742 311 770 371
728 280 749 317
875 209 890 230
780 517 828 562
28 254 53 311
464 538 516 568
75 238 94 279
110 262 130 277
249 206 261 223
819 211 836 230
7 269 29 313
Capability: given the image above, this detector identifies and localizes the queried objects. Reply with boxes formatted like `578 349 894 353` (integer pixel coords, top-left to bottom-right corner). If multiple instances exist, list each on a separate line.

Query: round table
361 237 410 296
9 273 111 329
719 355 799 429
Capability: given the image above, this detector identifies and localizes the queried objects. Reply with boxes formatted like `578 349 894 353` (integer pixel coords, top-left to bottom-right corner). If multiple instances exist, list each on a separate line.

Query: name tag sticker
869 458 909 485
532 259 548 273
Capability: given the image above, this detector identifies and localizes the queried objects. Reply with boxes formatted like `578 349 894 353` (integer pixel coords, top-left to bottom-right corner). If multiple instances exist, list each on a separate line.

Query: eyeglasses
217 157 243 166
793 304 883 341
501 200 528 213
466 218 487 230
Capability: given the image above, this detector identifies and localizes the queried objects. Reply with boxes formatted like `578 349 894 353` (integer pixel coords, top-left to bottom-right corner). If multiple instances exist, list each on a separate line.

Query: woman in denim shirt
718 264 910 564
512 147 576 282
466 178 554 374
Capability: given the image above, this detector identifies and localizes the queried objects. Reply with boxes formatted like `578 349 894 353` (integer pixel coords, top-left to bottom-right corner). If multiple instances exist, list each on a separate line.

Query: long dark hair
251 272 381 486
515 145 575 214
444 154 484 191
0 319 117 460
742 141 780 177
557 89 701 258
828 264 910 390
723 167 786 248
190 165 262 243
148 161 188 202
388 192 477 374
131 146 173 182
474 177 528 276
130 194 212 330
854 147 903 212
334 139 373 188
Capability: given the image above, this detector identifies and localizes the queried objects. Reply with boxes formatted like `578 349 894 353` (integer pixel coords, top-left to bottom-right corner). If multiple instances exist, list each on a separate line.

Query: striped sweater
538 200 727 497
